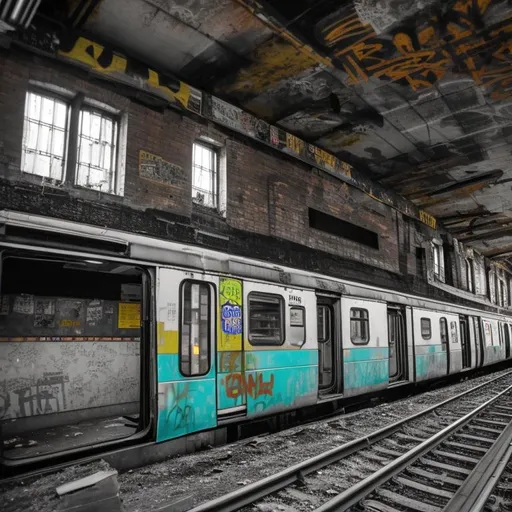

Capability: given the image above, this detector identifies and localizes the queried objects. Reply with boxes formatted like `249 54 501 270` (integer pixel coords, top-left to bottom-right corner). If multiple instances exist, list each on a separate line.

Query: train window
421 318 432 340
440 318 448 349
289 306 306 347
450 321 459 343
248 293 284 345
350 308 369 345
483 320 493 346
180 281 211 376
318 305 331 342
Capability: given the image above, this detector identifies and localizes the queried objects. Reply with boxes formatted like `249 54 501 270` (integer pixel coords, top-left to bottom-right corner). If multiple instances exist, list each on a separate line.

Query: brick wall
0 46 434 285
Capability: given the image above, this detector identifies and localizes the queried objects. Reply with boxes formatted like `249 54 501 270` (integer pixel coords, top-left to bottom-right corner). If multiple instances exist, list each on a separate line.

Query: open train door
156 269 217 442
388 305 407 383
316 295 341 396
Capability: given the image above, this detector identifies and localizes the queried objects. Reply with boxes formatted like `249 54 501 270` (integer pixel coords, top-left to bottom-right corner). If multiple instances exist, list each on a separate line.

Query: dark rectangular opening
308 208 379 250
0 255 144 461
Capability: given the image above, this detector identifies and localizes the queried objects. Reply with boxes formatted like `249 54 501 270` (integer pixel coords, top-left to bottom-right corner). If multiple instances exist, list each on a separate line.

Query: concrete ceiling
50 0 512 262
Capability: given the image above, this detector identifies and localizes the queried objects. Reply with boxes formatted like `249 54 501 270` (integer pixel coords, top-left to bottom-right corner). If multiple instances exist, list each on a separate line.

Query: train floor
2 415 138 459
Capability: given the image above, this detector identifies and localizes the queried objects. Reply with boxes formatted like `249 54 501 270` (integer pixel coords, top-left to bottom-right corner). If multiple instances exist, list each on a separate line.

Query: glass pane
249 296 282 344
41 97 54 124
36 124 50 152
27 92 41 120
76 109 117 193
54 102 67 128
181 282 210 376
51 129 65 156
21 92 67 181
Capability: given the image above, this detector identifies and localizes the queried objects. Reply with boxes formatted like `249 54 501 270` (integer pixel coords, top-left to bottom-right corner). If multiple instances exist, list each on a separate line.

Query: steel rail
315 382 512 512
185 370 512 512
444 423 512 511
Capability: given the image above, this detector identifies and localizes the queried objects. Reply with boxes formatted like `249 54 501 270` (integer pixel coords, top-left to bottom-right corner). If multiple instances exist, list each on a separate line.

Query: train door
440 317 450 374
217 278 246 419
388 306 407 383
317 297 339 395
504 323 511 359
459 315 471 369
156 269 217 442
473 317 484 366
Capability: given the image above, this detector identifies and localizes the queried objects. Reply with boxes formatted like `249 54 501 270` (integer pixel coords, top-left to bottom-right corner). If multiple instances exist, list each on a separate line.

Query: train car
1 210 511 474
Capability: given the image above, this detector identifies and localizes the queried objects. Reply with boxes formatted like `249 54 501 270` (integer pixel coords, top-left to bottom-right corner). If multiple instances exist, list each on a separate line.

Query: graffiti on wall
0 341 140 419
20 30 202 114
19 26 437 231
222 372 274 401
0 372 69 419
317 0 512 99
139 150 183 186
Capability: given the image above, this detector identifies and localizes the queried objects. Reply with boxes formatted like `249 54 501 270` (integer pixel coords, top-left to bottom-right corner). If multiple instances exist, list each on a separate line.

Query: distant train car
1 210 511 473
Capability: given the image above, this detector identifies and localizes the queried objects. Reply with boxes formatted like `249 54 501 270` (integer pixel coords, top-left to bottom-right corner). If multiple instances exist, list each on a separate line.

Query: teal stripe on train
344 347 388 362
159 353 218 382
245 366 318 417
245 349 318 369
218 349 318 413
344 360 389 390
343 347 389 396
156 378 217 442
415 352 448 381
415 344 445 355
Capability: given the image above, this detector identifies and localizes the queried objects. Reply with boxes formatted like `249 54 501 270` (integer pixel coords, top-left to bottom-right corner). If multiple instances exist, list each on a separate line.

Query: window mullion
65 93 84 185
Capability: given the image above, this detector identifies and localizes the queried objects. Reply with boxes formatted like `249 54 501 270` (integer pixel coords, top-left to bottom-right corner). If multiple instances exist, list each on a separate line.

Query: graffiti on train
157 380 216 439
223 372 275 400
219 278 243 350
221 304 242 335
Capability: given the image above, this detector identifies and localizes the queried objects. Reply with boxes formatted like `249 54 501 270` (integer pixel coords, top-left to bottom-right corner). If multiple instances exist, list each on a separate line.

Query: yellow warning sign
118 303 141 329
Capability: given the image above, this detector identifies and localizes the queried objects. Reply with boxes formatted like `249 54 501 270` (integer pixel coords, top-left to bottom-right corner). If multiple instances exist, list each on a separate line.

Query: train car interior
0 252 147 460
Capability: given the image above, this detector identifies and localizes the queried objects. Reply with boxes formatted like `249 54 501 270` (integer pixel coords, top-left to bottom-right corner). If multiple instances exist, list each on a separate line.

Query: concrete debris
56 470 121 512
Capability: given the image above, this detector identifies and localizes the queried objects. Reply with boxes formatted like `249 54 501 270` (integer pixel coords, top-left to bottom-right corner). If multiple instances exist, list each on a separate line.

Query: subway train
0 209 511 469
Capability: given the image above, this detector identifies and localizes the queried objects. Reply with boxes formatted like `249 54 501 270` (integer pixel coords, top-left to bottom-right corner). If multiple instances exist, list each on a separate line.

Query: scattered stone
3 437 20 445
73 432 83 437
237 480 251 485
28 440 37 446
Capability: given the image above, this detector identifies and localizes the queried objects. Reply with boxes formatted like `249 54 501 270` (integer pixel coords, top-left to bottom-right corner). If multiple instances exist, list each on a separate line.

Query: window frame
21 87 124 196
248 292 285 346
21 88 71 181
192 141 219 210
289 305 306 347
350 307 370 345
466 259 475 293
433 244 440 278
75 104 120 194
317 304 331 343
420 317 432 340
179 279 213 378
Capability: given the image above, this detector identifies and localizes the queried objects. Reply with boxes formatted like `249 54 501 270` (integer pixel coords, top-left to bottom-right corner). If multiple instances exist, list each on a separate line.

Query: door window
440 318 448 350
180 282 211 376
350 308 369 345
420 318 432 340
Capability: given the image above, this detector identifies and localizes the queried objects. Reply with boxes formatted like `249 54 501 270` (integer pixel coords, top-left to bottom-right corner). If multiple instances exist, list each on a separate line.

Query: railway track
183 370 512 512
